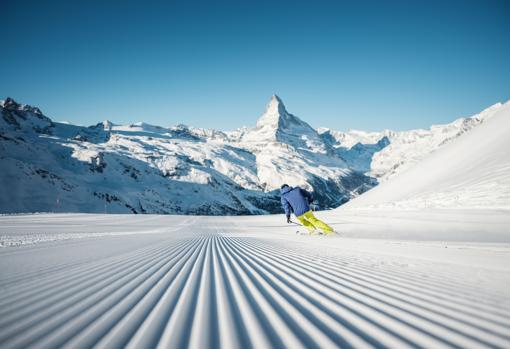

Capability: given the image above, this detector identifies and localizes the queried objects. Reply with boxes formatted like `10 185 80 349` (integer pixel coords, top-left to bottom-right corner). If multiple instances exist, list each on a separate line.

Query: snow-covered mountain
319 102 504 181
341 100 510 209
0 96 372 214
1 95 506 215
230 95 372 203
241 95 327 152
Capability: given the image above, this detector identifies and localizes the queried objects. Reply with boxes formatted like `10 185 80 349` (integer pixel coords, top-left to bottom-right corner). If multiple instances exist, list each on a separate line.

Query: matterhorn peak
256 94 290 129
242 94 327 153
266 94 286 112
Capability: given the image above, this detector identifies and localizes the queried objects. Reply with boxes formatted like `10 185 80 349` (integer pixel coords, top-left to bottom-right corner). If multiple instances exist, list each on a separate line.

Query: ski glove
286 215 291 223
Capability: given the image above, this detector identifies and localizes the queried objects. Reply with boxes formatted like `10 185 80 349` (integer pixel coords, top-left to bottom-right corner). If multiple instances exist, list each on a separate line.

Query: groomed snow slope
1 214 509 349
342 101 510 210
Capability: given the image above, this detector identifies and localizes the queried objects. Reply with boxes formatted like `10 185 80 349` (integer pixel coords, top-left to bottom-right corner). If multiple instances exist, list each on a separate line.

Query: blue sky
2 0 509 131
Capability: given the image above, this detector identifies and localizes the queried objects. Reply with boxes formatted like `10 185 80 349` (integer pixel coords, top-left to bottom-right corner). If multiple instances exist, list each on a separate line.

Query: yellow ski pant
296 210 333 233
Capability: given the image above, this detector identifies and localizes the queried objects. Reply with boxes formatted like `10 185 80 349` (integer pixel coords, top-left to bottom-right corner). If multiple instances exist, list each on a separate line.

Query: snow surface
342 101 510 210
319 102 503 182
0 213 509 348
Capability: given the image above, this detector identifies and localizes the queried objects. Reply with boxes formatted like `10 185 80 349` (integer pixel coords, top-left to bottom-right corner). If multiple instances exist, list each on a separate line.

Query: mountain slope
320 102 503 181
1 95 507 215
0 96 372 214
342 101 510 209
233 95 372 205
0 98 278 215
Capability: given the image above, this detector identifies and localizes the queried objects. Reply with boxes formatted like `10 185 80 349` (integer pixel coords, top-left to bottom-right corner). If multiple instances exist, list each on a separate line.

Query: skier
280 184 334 235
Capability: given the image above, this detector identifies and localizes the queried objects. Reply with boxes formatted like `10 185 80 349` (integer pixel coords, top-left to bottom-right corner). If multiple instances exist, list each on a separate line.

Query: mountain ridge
0 96 372 214
1 95 506 215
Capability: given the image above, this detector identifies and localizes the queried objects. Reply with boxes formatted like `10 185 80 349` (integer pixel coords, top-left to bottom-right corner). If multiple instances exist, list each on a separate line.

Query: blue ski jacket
280 186 313 217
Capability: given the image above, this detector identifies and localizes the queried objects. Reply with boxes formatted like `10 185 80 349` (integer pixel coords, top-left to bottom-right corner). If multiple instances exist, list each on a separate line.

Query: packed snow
0 213 509 348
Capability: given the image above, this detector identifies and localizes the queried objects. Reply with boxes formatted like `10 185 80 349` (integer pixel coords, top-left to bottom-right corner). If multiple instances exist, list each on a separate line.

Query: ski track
1 218 509 349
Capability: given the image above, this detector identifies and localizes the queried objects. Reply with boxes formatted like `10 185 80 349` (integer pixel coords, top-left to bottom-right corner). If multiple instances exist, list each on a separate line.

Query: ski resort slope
1 213 510 349
342 101 510 210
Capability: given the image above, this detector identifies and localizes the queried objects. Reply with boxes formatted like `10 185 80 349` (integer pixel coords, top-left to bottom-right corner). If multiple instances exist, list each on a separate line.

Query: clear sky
2 0 509 131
